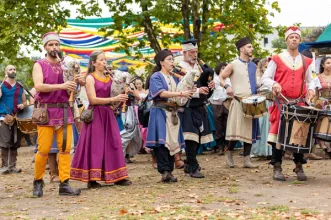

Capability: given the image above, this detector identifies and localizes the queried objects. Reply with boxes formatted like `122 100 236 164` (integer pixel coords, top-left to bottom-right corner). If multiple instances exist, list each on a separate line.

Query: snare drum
241 95 267 118
277 105 318 153
15 105 37 134
314 109 331 141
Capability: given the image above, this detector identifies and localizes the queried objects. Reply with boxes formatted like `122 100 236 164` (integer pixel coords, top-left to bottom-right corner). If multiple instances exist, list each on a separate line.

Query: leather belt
153 101 177 111
38 102 69 152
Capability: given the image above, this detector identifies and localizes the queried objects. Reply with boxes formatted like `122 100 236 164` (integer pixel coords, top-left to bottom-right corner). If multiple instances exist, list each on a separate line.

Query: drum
15 105 37 134
277 105 318 154
241 95 267 118
314 109 331 141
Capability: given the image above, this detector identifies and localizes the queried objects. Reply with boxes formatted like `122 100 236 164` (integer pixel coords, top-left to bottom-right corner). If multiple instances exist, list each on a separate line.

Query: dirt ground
1 146 331 220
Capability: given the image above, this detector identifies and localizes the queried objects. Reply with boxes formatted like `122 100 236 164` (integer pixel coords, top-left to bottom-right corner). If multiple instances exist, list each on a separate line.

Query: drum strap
300 54 307 99
17 82 34 99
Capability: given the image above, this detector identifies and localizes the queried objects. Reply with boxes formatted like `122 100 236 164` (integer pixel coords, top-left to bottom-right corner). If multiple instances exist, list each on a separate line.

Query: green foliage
271 38 287 51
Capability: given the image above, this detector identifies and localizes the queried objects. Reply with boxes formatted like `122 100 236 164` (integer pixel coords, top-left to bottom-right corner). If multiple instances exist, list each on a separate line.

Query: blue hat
118 65 129 72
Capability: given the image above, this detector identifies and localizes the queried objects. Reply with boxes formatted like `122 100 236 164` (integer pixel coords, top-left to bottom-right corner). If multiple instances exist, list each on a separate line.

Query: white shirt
261 51 313 91
210 73 231 105
179 61 201 98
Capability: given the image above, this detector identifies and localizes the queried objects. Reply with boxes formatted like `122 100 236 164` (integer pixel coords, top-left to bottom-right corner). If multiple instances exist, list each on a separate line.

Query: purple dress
70 74 128 183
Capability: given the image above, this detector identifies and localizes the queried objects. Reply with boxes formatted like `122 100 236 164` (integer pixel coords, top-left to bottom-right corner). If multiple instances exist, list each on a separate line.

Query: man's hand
208 80 215 89
226 87 234 97
62 81 77 92
17 104 25 110
74 74 86 85
199 86 209 95
272 83 282 96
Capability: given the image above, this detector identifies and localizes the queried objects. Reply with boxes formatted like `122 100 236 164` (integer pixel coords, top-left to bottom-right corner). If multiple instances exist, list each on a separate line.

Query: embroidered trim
70 167 128 183
91 73 111 83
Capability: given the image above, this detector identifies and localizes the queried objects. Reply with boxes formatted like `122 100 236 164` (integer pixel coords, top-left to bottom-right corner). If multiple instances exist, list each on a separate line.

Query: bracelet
224 84 230 89
180 92 182 97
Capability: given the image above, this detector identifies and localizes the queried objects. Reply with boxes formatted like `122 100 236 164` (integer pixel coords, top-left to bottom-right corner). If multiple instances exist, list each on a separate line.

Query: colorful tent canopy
60 17 224 72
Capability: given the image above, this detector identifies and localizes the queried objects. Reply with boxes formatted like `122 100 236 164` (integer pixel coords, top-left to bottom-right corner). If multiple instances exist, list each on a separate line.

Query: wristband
224 84 230 89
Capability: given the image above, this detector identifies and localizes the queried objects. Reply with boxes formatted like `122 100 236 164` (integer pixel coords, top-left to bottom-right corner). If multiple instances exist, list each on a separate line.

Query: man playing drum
32 32 84 197
0 65 26 174
261 26 314 181
219 37 260 169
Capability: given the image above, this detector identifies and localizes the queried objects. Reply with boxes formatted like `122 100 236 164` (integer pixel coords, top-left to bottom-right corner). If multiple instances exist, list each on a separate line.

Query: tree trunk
181 0 191 40
192 0 201 45
141 4 161 53
200 0 209 43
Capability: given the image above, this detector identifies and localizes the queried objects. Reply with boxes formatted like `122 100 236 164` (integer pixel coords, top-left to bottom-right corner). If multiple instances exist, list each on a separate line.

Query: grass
228 186 239 194
254 193 264 197
291 180 307 185
300 209 320 215
265 205 290 212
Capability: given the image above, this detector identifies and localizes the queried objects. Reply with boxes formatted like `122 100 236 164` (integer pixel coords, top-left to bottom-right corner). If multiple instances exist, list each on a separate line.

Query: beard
244 51 253 58
48 50 59 59
7 73 16 79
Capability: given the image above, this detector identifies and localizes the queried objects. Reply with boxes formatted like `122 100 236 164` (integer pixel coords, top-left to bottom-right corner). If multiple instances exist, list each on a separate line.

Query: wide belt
38 102 69 152
153 101 177 111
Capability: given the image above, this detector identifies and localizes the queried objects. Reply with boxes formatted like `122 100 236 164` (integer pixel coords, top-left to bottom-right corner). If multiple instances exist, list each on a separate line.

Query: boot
114 179 132 186
59 179 81 196
293 162 307 181
190 169 205 178
32 179 44 197
174 153 184 169
305 153 322 160
273 162 286 181
218 146 225 156
169 173 178 182
151 154 157 169
0 148 9 174
87 181 102 189
225 150 235 168
161 171 172 183
9 149 22 173
243 156 258 168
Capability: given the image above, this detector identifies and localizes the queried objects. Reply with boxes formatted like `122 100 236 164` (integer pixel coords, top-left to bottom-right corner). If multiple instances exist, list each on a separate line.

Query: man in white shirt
210 63 230 155
261 26 314 181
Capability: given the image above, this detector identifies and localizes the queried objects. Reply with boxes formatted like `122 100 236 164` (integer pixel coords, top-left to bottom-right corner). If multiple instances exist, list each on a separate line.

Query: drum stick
279 93 289 103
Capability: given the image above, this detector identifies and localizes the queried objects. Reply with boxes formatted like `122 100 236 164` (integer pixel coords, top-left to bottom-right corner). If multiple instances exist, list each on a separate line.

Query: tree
0 0 74 87
272 38 287 50
302 26 326 42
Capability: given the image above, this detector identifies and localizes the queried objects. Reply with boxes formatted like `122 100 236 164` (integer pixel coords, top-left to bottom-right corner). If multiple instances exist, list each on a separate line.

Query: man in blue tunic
0 65 26 174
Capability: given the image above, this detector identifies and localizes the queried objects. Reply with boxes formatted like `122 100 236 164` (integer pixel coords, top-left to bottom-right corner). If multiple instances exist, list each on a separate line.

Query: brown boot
0 148 9 174
151 154 157 169
174 153 184 169
293 162 307 181
273 162 286 181
305 153 322 160
8 148 22 173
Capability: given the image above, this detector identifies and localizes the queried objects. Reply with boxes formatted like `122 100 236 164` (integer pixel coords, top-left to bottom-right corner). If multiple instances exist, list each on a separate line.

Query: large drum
15 105 37 134
277 105 318 153
241 95 267 118
314 109 331 141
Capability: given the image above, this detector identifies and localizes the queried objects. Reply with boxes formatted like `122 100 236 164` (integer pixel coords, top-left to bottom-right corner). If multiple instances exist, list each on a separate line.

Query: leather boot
9 148 22 173
169 173 178 182
225 150 235 168
293 162 307 181
243 156 258 168
151 154 157 169
0 148 9 174
87 181 102 189
174 153 184 169
273 162 286 181
190 169 205 178
305 153 322 160
161 171 172 183
59 179 81 196
32 179 44 197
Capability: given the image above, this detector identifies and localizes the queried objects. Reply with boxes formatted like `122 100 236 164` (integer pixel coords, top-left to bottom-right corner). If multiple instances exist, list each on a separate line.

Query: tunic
225 58 260 144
